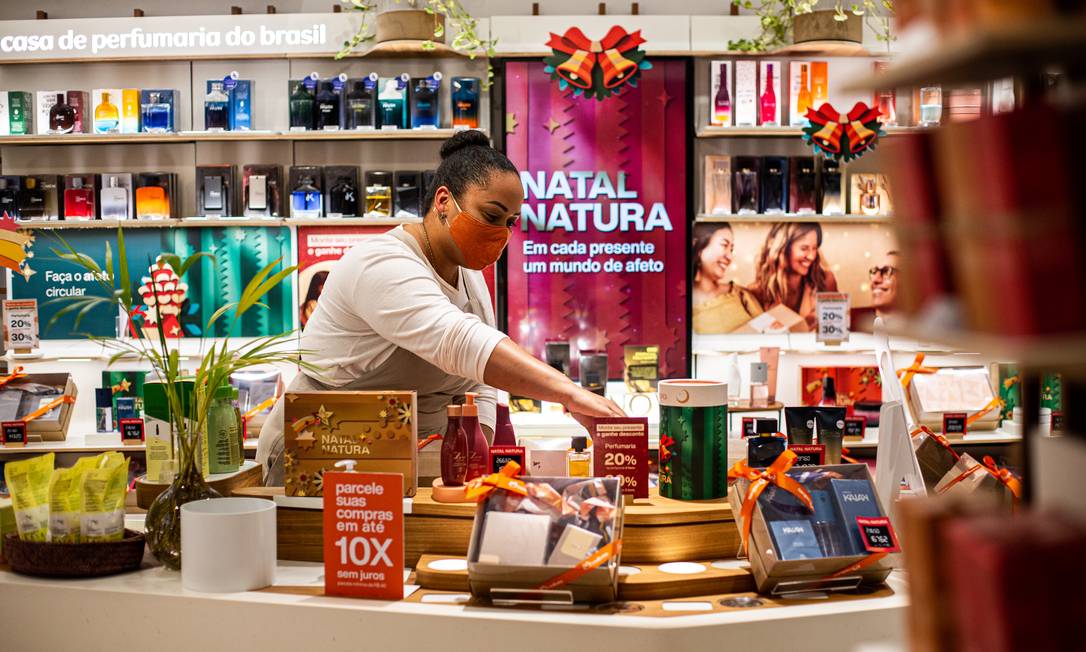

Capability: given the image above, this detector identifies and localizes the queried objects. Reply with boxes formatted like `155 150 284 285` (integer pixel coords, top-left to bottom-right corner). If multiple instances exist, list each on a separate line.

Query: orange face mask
446 196 511 270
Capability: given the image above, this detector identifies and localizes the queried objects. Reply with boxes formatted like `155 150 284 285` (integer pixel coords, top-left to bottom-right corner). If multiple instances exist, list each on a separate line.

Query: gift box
729 461 895 594
0 372 77 442
915 429 961 491
906 365 1001 432
467 475 624 604
283 391 417 497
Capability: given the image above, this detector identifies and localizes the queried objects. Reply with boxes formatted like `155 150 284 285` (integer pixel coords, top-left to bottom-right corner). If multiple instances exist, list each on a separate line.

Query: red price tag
789 444 825 466
119 417 145 444
2 421 26 446
489 445 525 474
741 417 757 438
857 516 900 553
323 472 404 600
943 412 968 436
592 417 648 499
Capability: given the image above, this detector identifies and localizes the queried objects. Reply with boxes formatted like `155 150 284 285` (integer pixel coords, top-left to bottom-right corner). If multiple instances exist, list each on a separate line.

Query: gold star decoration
544 117 561 133
112 379 132 394
506 112 519 134
295 431 316 452
316 405 334 427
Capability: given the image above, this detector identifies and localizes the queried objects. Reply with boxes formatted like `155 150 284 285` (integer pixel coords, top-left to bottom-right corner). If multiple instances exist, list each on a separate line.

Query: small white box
547 524 603 566
0 92 9 136
734 61 757 126
477 512 551 566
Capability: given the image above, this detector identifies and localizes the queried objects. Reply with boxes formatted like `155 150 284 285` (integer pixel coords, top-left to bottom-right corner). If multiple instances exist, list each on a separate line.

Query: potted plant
49 229 316 569
728 0 894 52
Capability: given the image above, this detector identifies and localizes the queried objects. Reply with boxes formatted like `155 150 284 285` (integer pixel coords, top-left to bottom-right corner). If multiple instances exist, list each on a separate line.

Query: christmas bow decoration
802 102 885 162
465 460 528 502
543 25 652 100
727 449 814 556
897 352 937 389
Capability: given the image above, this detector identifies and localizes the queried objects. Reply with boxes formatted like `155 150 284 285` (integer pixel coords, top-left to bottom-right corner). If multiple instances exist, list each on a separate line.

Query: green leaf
177 251 215 278
117 228 131 308
205 302 239 331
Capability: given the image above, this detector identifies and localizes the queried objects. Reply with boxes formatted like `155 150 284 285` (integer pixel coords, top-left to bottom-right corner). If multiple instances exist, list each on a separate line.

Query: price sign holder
2 299 39 354
788 444 825 466
741 417 757 438
857 516 901 553
815 292 850 344
1052 411 1064 433
119 417 145 445
592 417 649 499
2 420 27 447
323 471 404 600
943 412 967 436
489 445 525 475
844 417 866 439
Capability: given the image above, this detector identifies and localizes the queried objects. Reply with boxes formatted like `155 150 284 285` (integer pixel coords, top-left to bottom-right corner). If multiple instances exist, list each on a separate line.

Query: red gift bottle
462 392 489 481
440 404 468 486
492 401 516 447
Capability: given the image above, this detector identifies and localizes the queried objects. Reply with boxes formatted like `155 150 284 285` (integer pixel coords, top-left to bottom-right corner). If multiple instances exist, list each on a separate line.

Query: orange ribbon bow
0 366 27 390
911 425 961 461
21 394 75 424
897 353 937 389
727 449 814 556
937 454 1022 502
464 461 528 502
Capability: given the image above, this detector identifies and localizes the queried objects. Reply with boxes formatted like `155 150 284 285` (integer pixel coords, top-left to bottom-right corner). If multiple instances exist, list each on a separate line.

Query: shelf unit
695 213 891 224
0 129 464 146
695 126 923 138
15 217 420 229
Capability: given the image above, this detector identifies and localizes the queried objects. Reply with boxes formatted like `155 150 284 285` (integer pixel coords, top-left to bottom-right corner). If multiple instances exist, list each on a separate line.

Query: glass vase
144 442 221 570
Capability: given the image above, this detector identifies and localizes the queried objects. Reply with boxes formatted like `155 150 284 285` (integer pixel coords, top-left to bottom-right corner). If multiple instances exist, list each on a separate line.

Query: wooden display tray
135 462 263 510
233 485 740 567
415 554 755 601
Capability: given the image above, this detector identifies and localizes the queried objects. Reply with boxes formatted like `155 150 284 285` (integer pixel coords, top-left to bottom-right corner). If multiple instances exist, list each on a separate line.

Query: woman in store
691 222 764 333
749 222 838 331
257 131 624 484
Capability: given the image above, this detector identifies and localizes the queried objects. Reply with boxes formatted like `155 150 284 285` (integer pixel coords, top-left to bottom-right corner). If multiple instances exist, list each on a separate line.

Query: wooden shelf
695 213 891 224
696 126 923 138
0 129 462 146
16 217 420 229
846 16 1086 90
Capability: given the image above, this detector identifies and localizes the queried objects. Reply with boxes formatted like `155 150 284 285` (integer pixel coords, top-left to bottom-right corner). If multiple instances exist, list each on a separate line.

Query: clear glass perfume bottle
100 177 130 220
327 175 358 217
859 177 881 216
315 81 340 131
289 82 315 131
204 81 230 131
49 93 76 134
94 92 120 134
345 79 375 130
709 158 730 215
0 179 18 218
919 86 942 127
64 178 95 220
451 76 480 128
410 74 441 129
760 63 777 126
16 177 45 220
291 175 322 217
365 172 392 217
141 92 172 133
797 64 812 119
713 63 731 125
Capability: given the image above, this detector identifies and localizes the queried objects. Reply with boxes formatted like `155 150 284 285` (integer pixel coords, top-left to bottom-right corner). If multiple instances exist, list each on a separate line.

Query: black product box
242 165 282 218
324 165 360 218
393 170 422 218
195 165 236 217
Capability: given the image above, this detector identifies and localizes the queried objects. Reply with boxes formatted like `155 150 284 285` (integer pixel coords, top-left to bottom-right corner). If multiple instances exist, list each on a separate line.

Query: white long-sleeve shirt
299 227 506 431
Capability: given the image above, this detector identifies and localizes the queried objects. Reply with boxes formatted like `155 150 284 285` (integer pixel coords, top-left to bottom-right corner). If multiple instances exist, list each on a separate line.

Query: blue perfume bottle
410 73 441 129
140 90 174 133
291 175 322 218
377 75 408 130
204 81 230 131
451 76 480 128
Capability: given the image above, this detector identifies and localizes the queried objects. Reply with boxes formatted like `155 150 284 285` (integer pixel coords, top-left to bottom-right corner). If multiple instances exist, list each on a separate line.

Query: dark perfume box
196 165 236 217
789 156 818 214
23 174 60 220
760 156 789 214
66 90 90 134
768 519 824 560
323 165 360 217
747 435 786 468
829 477 884 555
394 170 422 218
731 156 760 214
288 165 324 217
242 165 281 218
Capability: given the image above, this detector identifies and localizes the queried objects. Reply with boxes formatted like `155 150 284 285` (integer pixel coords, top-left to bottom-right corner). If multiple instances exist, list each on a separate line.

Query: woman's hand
565 386 626 431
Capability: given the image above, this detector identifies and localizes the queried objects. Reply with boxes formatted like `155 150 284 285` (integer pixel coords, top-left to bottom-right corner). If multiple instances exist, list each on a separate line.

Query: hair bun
440 129 492 160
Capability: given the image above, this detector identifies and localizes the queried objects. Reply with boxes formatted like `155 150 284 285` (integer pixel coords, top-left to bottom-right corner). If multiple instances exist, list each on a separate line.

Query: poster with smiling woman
691 221 899 335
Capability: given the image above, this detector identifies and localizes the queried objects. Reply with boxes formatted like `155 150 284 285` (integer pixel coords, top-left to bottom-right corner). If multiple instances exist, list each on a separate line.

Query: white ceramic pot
181 497 276 593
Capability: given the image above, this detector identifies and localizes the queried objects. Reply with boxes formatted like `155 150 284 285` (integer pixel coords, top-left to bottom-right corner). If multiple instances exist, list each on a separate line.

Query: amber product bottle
567 436 592 477
440 404 469 486
462 392 490 481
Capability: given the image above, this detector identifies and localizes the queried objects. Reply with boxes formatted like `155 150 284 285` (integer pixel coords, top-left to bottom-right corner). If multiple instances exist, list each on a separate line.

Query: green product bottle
658 380 729 501
203 385 242 475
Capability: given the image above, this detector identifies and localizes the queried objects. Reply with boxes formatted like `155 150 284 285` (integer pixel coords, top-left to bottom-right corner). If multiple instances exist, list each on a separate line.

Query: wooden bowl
4 529 146 578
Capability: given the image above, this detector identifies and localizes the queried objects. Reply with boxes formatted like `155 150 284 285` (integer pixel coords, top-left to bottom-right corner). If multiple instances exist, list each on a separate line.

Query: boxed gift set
906 365 1001 431
467 474 623 604
283 391 417 497
729 459 895 594
0 372 77 442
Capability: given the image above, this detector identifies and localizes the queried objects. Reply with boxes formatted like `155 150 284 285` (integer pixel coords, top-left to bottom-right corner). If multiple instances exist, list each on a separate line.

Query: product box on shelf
120 88 140 133
848 172 893 217
134 172 177 220
19 174 60 220
623 344 658 393
283 390 418 497
0 91 33 135
906 365 1000 432
324 165 360 218
230 79 253 131
100 172 134 221
759 61 781 126
242 164 282 218
34 91 61 135
288 165 324 218
0 372 77 442
62 173 100 220
196 165 236 217
789 61 811 126
709 60 732 127
101 371 146 426
819 159 845 215
734 60 758 127
92 89 122 134
139 89 177 133
703 155 731 215
393 170 422 218
729 462 895 594
467 475 624 603
230 369 282 436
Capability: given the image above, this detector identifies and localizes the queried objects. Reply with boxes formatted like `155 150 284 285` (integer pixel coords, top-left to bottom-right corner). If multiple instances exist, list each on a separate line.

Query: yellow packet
48 456 98 543
3 452 54 542
81 453 129 543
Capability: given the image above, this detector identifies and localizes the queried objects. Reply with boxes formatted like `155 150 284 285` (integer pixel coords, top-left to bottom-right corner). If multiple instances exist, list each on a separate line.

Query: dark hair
423 130 519 214
691 222 733 278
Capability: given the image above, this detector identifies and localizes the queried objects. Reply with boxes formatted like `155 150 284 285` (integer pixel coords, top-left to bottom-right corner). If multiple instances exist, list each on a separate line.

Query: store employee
257 131 624 483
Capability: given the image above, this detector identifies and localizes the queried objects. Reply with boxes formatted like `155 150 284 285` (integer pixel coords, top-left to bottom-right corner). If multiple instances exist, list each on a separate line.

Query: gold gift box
283 390 418 497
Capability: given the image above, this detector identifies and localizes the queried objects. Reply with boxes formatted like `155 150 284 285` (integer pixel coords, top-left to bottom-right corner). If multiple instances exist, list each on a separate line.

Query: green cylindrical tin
658 379 729 500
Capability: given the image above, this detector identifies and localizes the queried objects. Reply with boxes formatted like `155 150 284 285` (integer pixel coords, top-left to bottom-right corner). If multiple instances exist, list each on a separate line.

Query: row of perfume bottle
0 173 176 221
287 74 480 131
0 89 180 135
703 155 893 217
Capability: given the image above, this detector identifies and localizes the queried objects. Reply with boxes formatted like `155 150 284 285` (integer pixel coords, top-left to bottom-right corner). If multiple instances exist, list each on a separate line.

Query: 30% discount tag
2 299 39 352
815 292 850 344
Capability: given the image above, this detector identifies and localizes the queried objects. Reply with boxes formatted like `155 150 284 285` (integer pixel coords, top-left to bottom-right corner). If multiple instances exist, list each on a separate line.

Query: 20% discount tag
2 299 39 352
815 292 850 344
322 468 404 600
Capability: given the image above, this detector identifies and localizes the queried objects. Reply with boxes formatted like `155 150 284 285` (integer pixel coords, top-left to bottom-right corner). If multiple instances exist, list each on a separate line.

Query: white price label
815 292 850 343
3 299 39 352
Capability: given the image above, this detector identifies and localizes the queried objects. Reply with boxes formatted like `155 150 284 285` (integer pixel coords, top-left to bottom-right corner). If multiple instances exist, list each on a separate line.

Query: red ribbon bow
727 449 814 556
546 26 645 90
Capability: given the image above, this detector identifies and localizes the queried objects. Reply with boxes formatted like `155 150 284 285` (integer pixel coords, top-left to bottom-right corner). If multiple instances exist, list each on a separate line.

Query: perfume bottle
797 64 812 119
100 176 130 220
204 81 230 131
365 171 392 217
493 402 516 447
120 89 140 133
439 404 468 487
820 159 844 215
64 178 95 220
873 62 896 127
229 79 252 131
344 78 375 129
0 179 18 218
378 77 407 129
749 362 770 408
315 81 341 131
291 175 323 217
919 86 942 127
810 61 828 109
16 177 45 220
94 92 120 134
713 63 731 126
732 157 760 214
706 155 731 215
141 92 172 133
49 93 75 134
135 185 169 220
327 174 358 217
820 375 837 407
567 437 592 477
760 63 777 126
288 81 315 131
760 157 788 214
859 177 880 216
450 76 480 128
462 392 489 482
95 388 114 433
790 156 818 215
410 73 441 129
